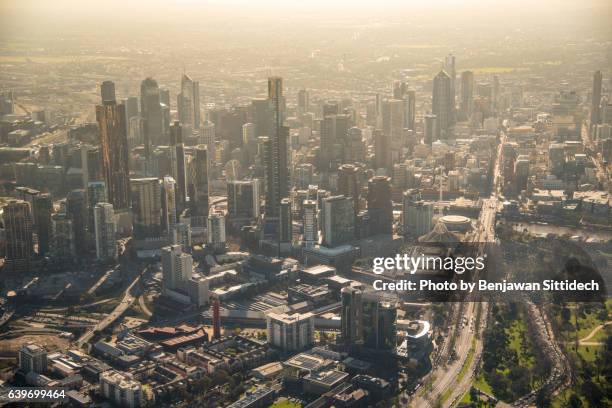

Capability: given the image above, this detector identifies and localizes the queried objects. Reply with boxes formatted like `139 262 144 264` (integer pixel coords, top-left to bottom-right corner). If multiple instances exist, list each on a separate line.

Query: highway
75 268 143 347
408 134 504 408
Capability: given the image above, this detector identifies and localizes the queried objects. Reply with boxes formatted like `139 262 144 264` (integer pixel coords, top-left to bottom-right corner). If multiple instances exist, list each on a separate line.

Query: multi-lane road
408 134 505 407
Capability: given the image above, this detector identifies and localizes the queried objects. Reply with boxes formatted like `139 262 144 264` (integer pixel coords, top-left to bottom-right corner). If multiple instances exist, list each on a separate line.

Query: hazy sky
1 0 611 40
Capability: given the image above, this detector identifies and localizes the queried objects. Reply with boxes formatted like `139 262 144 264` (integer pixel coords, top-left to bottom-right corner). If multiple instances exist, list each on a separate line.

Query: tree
469 386 479 403
567 393 582 408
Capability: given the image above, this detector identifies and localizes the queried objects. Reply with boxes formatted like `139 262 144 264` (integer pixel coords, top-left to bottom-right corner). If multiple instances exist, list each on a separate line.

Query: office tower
266 311 315 352
345 127 365 163
242 122 255 145
51 213 76 260
15 188 39 217
131 178 162 240
94 203 117 261
140 78 163 157
99 370 143 408
159 88 170 106
591 71 603 132
0 91 14 115
338 164 361 212
178 74 201 130
263 77 290 222
382 99 405 145
172 223 192 249
374 129 391 172
405 90 416 131
341 283 364 347
302 200 318 246
161 244 193 292
190 145 210 226
251 98 271 137
319 115 336 170
424 114 438 145
444 53 456 115
294 163 313 189
460 71 474 119
19 343 47 374
161 176 177 235
96 81 131 211
280 198 292 243
432 70 453 139
227 180 260 221
87 181 107 233
200 120 216 159
362 299 396 351
207 211 226 251
297 89 309 114
514 156 530 193
125 96 139 121
212 297 221 339
32 194 52 256
169 122 187 207
101 80 116 103
367 176 393 236
66 189 87 255
81 145 103 188
321 195 354 247
403 191 434 237
548 143 565 177
3 200 33 271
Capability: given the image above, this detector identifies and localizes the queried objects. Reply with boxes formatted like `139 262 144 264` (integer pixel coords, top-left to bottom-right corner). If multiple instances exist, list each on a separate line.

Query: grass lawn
473 374 493 395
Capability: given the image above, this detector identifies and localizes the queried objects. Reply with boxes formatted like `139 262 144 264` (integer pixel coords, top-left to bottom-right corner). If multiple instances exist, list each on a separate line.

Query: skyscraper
280 198 292 243
178 74 201 131
338 164 361 213
227 179 260 221
341 283 396 352
130 178 162 240
66 189 87 256
432 70 453 139
264 77 289 222
367 176 393 236
169 121 187 207
374 129 391 172
161 176 177 235
460 71 474 120
382 99 405 145
207 211 226 251
591 71 603 132
3 200 33 271
424 114 438 145
266 311 315 352
33 194 52 257
140 78 163 158
302 199 318 247
297 89 309 114
341 283 364 348
161 244 192 293
321 195 354 247
189 145 210 227
94 202 117 261
404 90 416 131
96 81 131 211
345 127 365 163
51 213 75 260
444 53 456 116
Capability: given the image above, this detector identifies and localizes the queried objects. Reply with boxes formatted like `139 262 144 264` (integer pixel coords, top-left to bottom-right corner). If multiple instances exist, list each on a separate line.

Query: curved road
75 273 142 347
